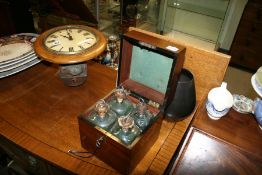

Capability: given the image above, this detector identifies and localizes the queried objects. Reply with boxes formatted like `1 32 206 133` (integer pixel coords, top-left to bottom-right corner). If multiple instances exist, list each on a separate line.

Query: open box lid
117 29 186 108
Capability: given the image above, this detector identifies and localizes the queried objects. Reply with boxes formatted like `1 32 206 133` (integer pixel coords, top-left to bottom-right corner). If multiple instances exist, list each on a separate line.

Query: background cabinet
230 0 262 71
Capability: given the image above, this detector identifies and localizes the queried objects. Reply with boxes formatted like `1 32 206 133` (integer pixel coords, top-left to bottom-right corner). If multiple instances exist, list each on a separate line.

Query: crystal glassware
87 99 117 130
108 35 118 50
108 88 134 116
116 115 140 145
133 99 152 131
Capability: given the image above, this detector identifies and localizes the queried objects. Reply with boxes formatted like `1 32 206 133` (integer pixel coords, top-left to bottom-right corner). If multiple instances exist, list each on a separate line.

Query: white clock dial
34 25 107 64
44 28 97 54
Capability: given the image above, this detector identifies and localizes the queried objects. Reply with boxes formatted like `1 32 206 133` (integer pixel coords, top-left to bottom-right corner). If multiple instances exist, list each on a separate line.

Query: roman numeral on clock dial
69 47 74 52
50 35 58 38
47 40 56 43
79 45 85 50
50 44 60 48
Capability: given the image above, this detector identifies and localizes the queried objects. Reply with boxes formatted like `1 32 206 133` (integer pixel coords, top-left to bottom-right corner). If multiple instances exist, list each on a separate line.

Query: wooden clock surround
34 25 107 64
34 25 107 86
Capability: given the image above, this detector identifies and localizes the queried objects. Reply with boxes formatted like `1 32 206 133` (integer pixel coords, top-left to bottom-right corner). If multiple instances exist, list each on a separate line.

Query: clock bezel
34 25 107 64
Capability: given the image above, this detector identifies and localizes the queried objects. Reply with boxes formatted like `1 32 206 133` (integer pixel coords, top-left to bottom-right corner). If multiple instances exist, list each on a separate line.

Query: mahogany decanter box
78 29 186 174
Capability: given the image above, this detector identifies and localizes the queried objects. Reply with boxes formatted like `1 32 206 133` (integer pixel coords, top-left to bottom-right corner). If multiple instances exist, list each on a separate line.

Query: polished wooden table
169 105 262 175
0 61 197 174
0 27 233 174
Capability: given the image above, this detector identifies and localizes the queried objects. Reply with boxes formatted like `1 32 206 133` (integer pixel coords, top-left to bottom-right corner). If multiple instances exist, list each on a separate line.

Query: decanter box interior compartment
78 29 186 174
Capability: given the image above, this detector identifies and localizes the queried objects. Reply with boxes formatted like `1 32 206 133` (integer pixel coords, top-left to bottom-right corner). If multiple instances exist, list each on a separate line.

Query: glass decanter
87 100 117 130
108 87 134 116
133 99 153 131
115 115 140 145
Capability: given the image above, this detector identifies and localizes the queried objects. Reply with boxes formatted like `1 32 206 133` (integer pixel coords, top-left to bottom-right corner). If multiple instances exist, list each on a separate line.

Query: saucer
206 100 230 120
232 94 254 114
251 75 262 98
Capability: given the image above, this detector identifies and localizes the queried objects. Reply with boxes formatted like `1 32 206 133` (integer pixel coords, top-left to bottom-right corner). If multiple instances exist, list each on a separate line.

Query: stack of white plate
0 33 41 78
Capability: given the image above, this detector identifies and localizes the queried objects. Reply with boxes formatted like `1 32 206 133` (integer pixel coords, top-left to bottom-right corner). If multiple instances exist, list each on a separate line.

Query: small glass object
116 115 140 145
87 100 117 130
108 35 118 50
133 99 153 131
108 87 134 116
103 49 111 64
106 35 118 69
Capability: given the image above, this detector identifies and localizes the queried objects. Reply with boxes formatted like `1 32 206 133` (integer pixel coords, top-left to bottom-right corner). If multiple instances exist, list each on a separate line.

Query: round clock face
34 25 107 64
44 27 97 54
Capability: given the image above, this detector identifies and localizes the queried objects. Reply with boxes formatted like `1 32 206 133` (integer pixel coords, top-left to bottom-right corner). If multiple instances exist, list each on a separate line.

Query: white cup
206 82 233 120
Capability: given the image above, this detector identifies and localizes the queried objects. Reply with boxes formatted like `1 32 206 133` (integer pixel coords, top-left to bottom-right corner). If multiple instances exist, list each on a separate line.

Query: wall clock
34 25 107 86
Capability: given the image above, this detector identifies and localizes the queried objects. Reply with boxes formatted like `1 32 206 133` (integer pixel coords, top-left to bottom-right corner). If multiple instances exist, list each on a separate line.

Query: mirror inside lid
118 30 185 107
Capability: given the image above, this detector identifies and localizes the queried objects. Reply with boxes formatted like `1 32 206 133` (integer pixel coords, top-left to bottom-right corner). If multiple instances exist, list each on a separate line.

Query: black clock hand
66 29 73 40
60 34 70 39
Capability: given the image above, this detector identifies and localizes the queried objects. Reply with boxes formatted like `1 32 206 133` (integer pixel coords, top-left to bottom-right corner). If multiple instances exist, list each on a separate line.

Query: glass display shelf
167 0 229 19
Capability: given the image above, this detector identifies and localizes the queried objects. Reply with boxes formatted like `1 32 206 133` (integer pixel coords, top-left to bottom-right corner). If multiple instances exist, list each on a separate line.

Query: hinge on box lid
129 91 160 109
148 100 160 109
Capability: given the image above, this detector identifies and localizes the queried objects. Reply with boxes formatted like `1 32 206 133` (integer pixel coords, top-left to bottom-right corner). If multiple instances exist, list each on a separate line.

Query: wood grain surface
0 28 230 174
170 128 262 175
168 96 262 174
193 107 262 158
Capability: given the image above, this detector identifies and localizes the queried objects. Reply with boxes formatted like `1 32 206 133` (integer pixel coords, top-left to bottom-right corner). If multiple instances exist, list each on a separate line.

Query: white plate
11 33 39 38
10 33 39 44
0 52 37 68
0 55 39 72
0 58 41 78
0 50 35 65
251 75 262 98
0 33 38 63
0 41 33 63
